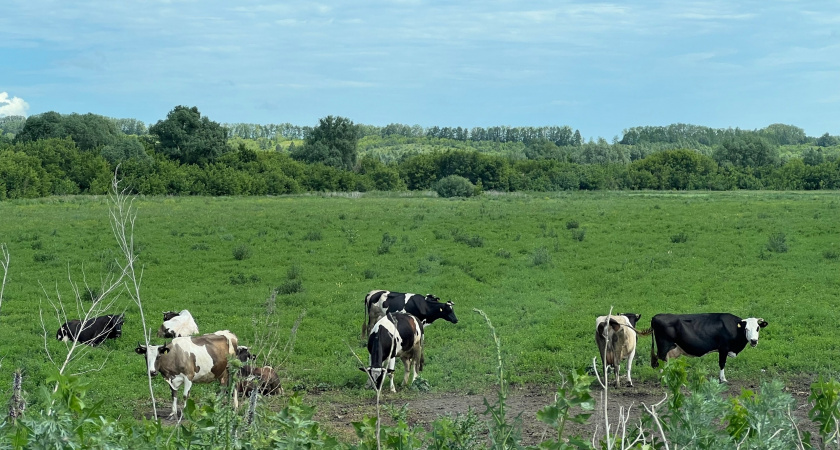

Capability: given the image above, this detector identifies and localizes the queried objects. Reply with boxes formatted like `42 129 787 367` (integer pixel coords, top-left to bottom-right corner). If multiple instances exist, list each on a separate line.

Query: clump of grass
230 273 261 285
496 248 511 259
571 228 586 242
233 243 251 260
33 253 57 263
452 229 484 247
566 220 579 230
432 230 448 240
363 268 376 279
30 240 43 250
191 242 210 251
287 264 302 280
417 261 431 274
823 250 839 260
342 227 358 244
377 232 397 254
765 232 788 253
276 279 303 294
220 233 234 241
303 230 322 241
531 246 552 266
670 232 688 243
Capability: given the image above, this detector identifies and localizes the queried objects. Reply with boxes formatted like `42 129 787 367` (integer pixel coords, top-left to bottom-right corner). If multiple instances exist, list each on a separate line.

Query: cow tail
650 328 659 368
361 294 370 340
636 327 653 336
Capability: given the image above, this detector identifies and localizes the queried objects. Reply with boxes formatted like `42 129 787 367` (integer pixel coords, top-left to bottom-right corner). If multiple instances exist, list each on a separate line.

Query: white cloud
0 92 30 117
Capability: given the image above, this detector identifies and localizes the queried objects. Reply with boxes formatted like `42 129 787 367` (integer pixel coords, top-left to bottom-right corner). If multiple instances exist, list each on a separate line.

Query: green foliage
149 105 231 165
808 376 840 440
534 369 595 449
628 149 719 189
435 175 476 198
427 410 484 450
766 232 788 253
714 135 780 168
233 243 252 260
377 232 398 254
292 115 359 171
670 232 688 243
15 111 122 152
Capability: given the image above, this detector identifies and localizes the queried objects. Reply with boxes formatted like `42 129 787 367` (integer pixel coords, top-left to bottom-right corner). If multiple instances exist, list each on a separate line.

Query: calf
134 331 240 418
595 313 642 388
362 290 458 338
361 312 424 393
157 310 199 338
56 314 124 346
237 365 282 397
650 313 768 383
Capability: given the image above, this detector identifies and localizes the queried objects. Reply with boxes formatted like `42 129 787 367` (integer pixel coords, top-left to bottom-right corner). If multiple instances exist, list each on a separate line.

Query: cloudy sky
2 0 839 140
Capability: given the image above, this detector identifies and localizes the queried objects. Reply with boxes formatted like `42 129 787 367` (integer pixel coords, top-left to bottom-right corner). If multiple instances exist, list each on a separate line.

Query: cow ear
358 367 368 373
160 345 170 354
758 318 768 328
387 369 395 374
635 314 641 321
439 308 443 312
738 321 743 328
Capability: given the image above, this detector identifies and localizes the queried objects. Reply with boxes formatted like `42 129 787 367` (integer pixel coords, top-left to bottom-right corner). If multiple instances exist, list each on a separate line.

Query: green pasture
1 191 840 418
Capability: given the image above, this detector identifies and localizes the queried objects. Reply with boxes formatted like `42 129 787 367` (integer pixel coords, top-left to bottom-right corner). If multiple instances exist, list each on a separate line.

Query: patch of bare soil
308 378 819 446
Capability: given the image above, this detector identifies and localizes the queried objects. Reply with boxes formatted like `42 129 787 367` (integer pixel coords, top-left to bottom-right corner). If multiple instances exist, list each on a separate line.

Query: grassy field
1 190 840 418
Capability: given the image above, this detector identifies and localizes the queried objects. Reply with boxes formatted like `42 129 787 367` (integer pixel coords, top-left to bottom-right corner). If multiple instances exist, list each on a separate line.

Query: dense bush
435 175 476 198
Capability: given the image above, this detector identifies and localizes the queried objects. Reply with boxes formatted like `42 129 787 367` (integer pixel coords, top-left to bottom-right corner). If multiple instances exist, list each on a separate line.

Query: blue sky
2 0 839 140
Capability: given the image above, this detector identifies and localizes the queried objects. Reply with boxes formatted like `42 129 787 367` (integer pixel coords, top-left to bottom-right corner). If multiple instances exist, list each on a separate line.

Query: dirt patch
308 378 819 446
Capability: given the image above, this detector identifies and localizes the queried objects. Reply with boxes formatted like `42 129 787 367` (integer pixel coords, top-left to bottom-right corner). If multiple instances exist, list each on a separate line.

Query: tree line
1 107 839 199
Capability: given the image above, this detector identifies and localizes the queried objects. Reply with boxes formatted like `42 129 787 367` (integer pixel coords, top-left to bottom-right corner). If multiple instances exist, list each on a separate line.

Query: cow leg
169 386 179 419
166 377 186 419
626 348 636 387
614 363 621 388
387 358 397 393
718 352 728 383
402 358 411 386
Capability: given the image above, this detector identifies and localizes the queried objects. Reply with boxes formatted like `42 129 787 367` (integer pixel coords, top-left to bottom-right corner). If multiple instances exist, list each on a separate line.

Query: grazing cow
362 290 458 338
157 310 199 338
237 365 282 397
595 313 642 388
650 313 768 383
134 331 240 418
235 345 255 363
361 312 424 393
56 314 125 346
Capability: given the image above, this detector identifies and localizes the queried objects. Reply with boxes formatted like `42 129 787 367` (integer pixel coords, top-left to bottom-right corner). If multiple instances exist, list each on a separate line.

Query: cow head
135 341 171 377
741 318 768 347
621 313 641 328
109 314 125 339
236 346 256 363
359 367 395 391
440 300 458 324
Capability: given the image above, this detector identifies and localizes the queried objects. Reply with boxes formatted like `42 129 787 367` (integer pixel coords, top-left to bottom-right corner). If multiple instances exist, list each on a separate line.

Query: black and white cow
56 314 125 346
650 313 768 383
361 312 424 393
362 290 458 338
157 310 199 338
135 331 240 418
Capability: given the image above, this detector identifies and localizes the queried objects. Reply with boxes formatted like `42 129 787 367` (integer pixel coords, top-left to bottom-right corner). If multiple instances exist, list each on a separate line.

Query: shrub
377 232 397 254
287 264 302 280
824 250 840 260
571 228 586 242
566 220 579 230
232 244 251 260
303 230 322 241
276 279 303 295
33 252 57 263
496 248 511 259
435 175 475 198
531 246 552 266
363 268 376 279
671 232 688 243
766 232 788 253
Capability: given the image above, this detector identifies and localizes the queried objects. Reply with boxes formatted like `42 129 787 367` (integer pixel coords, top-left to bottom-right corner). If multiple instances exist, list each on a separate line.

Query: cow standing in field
650 313 768 383
361 312 424 393
157 310 199 338
134 331 241 418
595 313 644 388
362 290 458 338
57 314 125 346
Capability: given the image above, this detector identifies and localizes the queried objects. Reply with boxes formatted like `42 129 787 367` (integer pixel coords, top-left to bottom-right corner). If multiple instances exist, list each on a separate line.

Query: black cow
362 290 458 338
56 314 125 346
361 312 424 392
650 313 768 383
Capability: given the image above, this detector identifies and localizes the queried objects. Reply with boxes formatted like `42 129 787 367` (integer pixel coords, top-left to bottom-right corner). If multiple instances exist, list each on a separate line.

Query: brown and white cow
595 313 642 388
135 331 240 418
157 310 199 338
361 312 424 393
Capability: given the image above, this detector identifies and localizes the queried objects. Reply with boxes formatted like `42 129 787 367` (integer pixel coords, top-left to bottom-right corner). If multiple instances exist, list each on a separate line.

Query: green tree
100 135 151 166
291 115 359 170
15 112 121 152
713 135 780 168
816 133 839 148
149 106 231 166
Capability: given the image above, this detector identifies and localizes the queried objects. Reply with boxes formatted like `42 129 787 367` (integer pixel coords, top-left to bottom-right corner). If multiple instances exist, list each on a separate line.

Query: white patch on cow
720 369 727 383
727 351 737 358
668 344 715 359
163 310 199 337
